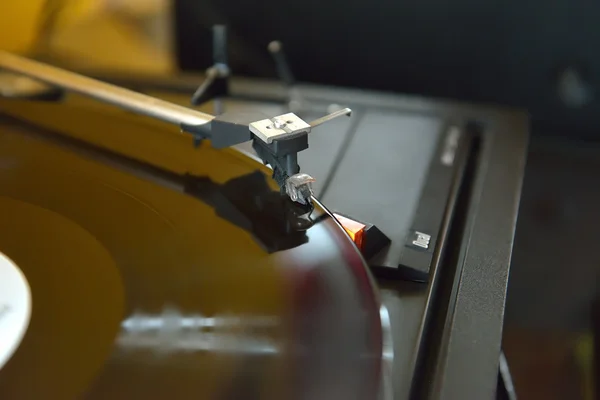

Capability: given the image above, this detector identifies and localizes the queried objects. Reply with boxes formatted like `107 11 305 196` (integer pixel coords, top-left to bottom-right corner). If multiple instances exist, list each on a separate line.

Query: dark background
174 0 600 140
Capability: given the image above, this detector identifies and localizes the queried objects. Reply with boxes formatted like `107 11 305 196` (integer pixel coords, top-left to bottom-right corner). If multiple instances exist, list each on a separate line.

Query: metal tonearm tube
0 50 214 127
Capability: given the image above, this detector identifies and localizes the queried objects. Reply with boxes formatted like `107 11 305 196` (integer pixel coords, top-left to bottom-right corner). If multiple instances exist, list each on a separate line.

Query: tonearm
0 50 350 205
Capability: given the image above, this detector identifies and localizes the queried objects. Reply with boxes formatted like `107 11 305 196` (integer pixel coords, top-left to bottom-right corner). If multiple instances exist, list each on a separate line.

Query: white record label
0 252 31 370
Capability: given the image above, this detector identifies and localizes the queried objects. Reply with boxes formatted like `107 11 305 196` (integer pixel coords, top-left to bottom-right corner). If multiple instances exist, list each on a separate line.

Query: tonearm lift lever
0 51 350 205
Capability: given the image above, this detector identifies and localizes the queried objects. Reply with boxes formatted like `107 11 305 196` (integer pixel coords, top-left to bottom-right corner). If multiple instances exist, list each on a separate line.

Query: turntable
0 45 528 400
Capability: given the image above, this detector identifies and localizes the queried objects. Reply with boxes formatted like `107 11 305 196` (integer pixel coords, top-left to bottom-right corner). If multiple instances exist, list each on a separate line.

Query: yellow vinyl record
0 94 381 399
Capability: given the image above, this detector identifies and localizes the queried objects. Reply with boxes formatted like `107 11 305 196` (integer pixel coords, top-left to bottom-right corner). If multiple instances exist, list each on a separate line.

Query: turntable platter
0 108 381 399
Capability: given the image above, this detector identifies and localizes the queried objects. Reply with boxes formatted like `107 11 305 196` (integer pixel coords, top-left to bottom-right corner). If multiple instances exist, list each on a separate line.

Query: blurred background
1 1 599 398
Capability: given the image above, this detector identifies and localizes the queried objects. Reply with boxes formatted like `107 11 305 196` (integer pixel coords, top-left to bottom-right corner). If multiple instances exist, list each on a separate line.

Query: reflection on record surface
0 111 381 400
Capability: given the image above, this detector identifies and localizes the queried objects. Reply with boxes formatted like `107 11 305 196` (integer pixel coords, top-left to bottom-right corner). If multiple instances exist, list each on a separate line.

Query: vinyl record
0 106 382 400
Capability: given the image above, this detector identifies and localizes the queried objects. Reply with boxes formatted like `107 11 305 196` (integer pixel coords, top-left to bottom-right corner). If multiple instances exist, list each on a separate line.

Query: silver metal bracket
249 113 311 144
